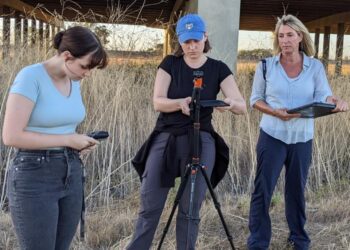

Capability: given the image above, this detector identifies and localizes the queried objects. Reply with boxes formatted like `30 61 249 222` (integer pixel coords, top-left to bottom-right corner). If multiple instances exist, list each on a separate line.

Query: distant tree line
238 49 273 60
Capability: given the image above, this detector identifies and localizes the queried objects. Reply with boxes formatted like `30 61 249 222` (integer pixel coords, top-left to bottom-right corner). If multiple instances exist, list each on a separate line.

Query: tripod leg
157 165 191 250
185 165 199 250
199 166 236 250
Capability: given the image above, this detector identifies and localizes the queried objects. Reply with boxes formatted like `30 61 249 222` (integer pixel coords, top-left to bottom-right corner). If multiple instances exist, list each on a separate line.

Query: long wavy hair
273 14 315 56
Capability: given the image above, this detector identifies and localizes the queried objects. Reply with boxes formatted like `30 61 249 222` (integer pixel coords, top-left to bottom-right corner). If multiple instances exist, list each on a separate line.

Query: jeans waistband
16 147 79 155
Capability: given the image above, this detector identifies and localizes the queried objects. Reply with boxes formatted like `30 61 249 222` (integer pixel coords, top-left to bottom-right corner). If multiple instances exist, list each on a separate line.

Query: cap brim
178 32 204 44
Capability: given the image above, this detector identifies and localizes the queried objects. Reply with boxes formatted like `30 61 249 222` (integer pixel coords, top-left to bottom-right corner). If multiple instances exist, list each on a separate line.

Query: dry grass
3 188 349 250
0 44 349 249
0 11 350 248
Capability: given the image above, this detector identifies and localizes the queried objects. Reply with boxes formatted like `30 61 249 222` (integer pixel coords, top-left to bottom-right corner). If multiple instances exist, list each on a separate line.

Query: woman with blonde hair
247 14 348 250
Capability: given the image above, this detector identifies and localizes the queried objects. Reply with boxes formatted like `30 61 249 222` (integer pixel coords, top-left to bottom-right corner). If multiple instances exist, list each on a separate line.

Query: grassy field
0 45 349 249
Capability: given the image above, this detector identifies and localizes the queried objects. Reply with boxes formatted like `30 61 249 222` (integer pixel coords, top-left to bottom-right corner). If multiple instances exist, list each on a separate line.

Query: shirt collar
275 52 311 69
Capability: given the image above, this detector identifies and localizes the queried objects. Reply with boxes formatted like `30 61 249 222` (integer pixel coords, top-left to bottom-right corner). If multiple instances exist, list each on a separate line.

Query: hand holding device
87 131 109 140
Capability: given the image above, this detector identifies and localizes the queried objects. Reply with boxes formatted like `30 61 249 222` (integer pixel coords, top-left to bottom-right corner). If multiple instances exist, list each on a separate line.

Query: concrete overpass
1 0 350 74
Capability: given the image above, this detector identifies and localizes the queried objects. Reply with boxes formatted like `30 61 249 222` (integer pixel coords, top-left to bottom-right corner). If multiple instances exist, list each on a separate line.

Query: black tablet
287 102 336 118
200 100 229 108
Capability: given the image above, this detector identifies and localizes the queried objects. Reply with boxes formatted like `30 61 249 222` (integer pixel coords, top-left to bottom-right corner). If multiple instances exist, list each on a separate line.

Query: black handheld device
200 100 230 108
87 131 109 140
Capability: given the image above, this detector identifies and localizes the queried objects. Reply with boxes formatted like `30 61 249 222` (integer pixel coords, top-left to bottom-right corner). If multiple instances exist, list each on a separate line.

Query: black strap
80 166 86 240
261 59 267 81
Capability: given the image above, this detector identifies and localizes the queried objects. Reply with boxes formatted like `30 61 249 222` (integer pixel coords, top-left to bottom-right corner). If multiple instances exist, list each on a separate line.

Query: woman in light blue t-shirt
2 26 108 250
247 15 348 250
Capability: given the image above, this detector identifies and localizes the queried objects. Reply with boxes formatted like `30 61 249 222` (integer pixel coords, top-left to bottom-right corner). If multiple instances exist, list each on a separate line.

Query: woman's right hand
179 97 192 116
273 108 301 121
66 134 99 151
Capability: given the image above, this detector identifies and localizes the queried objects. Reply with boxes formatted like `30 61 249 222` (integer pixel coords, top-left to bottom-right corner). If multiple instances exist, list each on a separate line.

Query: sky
1 19 350 59
100 24 350 59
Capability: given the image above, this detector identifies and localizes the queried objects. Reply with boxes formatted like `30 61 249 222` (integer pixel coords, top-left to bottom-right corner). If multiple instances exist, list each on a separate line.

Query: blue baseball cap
176 14 206 44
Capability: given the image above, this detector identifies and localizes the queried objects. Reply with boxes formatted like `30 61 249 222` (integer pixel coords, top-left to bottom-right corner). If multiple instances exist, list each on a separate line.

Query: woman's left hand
327 96 349 112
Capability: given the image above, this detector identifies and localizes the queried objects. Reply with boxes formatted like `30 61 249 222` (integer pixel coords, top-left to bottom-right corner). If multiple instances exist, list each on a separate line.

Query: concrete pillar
38 20 44 48
23 18 29 46
2 7 11 60
314 28 320 59
45 23 50 52
322 26 330 72
50 24 55 47
30 19 36 45
335 23 344 76
163 29 170 57
188 0 241 72
54 26 58 36
14 12 21 47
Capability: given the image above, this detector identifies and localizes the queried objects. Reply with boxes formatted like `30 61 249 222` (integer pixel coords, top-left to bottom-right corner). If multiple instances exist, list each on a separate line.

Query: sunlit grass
1 43 349 249
1 5 350 245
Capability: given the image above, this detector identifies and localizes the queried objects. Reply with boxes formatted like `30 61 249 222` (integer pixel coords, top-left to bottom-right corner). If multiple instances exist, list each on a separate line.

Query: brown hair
174 39 212 57
53 26 108 69
273 14 315 56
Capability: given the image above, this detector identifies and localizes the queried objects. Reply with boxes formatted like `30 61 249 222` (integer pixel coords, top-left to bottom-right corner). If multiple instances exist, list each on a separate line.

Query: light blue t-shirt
10 63 86 134
250 53 332 144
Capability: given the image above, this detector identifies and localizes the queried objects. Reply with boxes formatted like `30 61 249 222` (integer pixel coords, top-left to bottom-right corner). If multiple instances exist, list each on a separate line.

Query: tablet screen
287 102 336 118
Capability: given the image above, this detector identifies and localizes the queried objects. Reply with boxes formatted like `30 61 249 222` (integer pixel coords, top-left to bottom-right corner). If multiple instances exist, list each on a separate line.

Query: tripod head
190 71 204 120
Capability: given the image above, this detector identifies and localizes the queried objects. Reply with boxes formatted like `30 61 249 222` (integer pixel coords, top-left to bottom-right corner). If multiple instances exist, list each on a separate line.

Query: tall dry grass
1 5 350 246
0 43 349 249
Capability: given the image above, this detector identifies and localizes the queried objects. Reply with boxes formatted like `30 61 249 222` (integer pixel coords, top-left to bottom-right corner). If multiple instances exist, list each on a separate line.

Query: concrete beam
322 26 331 71
30 18 36 45
306 11 350 34
38 20 44 47
14 12 21 47
335 23 344 76
163 29 170 57
314 28 320 59
169 0 186 24
23 18 28 46
162 0 185 56
45 23 50 52
2 7 11 61
1 0 57 25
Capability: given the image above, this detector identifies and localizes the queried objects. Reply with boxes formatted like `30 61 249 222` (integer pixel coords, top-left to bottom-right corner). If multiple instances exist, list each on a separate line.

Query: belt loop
64 148 71 188
45 150 50 162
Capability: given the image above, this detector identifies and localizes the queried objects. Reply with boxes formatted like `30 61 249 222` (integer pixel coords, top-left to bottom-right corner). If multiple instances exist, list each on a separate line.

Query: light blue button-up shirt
250 53 332 144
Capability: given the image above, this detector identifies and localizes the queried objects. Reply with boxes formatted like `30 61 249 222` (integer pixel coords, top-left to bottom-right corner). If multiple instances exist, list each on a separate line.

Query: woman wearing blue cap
127 13 246 249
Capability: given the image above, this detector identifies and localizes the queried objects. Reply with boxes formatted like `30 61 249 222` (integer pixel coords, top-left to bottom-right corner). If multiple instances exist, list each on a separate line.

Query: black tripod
157 73 235 250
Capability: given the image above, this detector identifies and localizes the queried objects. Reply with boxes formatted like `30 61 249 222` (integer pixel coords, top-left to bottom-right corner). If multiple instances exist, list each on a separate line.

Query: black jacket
132 127 229 188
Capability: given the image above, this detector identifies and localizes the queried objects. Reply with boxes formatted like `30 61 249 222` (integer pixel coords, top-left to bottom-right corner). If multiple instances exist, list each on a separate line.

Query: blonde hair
273 14 315 56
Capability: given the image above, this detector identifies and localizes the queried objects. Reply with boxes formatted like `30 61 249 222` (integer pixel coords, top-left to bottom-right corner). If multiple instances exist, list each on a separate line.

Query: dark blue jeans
7 148 83 250
247 130 312 250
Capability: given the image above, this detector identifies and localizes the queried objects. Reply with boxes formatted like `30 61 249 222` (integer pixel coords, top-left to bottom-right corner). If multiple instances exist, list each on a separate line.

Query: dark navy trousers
247 130 312 250
7 148 83 250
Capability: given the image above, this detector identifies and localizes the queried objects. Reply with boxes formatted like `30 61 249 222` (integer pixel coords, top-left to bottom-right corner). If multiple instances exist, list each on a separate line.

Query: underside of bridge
2 0 349 33
1 0 350 73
